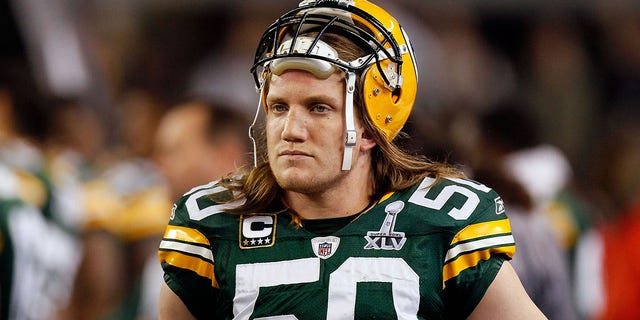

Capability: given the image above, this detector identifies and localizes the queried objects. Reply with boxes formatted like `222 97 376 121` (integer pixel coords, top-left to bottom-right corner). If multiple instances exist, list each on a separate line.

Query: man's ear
359 131 377 152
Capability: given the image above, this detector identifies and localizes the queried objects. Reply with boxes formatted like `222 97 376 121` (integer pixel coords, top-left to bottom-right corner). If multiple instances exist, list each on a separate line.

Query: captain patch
240 214 276 249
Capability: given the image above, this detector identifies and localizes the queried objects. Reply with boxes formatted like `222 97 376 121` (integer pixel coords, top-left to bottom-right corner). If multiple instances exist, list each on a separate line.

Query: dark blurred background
1 1 639 319
3 0 639 179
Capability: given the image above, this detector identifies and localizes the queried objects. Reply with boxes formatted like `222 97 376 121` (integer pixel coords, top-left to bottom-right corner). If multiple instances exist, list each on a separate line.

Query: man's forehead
267 71 344 100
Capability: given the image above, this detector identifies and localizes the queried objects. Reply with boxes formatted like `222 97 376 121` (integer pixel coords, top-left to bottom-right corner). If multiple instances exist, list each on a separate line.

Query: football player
0 163 81 319
1 58 83 320
158 0 546 319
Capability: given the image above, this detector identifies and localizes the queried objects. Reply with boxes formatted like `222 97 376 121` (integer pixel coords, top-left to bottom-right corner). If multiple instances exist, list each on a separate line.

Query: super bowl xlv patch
364 200 406 250
239 214 276 249
311 236 340 259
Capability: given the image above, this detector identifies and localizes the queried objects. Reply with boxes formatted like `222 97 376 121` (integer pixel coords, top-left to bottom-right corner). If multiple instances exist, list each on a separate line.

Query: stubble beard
273 165 346 195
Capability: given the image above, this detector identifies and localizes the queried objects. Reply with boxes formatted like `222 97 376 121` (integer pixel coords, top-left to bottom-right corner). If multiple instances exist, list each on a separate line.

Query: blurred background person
65 96 252 319
470 100 583 319
64 88 171 319
0 163 67 320
132 97 252 320
0 57 83 320
475 100 592 261
471 163 580 320
153 99 252 202
574 120 640 320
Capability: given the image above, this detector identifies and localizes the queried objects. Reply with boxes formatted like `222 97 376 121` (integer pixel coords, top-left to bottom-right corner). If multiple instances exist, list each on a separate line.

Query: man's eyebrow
266 94 341 106
265 95 286 104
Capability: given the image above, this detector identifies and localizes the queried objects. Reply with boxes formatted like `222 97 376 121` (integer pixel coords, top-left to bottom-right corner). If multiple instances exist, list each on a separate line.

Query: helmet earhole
392 88 401 103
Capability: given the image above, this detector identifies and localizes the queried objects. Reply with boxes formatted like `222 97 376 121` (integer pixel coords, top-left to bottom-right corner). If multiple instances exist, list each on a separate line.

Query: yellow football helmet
251 0 418 141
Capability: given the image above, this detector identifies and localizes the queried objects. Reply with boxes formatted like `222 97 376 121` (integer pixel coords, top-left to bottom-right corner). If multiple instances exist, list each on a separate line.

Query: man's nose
281 107 308 142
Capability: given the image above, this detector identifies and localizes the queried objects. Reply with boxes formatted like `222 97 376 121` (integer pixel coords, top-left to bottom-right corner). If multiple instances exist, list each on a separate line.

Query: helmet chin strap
248 88 263 168
341 71 357 171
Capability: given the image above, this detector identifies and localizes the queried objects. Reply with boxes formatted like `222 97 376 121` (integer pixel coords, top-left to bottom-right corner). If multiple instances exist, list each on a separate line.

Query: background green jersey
0 199 80 320
159 177 515 319
0 163 81 320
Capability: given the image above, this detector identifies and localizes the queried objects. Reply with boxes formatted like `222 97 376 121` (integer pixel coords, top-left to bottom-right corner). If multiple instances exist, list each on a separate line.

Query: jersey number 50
234 257 419 319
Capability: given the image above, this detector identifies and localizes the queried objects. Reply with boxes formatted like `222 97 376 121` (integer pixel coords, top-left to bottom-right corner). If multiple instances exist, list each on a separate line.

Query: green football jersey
0 199 81 319
0 162 82 319
159 176 515 319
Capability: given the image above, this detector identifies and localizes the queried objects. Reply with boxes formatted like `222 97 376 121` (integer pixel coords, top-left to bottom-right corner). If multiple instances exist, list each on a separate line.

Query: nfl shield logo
318 242 332 257
494 197 506 215
311 236 340 259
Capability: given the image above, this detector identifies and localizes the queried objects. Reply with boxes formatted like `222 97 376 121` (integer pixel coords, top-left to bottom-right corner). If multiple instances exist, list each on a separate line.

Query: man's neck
284 177 373 220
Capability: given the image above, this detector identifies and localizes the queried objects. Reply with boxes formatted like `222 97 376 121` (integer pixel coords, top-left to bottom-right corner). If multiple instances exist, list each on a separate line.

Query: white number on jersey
408 177 490 220
234 257 419 320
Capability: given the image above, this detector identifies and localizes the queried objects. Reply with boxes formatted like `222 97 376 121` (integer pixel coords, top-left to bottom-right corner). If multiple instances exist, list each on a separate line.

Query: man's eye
271 104 287 112
312 105 328 112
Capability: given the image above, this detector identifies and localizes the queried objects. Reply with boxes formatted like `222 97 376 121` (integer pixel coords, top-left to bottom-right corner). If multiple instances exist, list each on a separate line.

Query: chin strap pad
341 71 357 171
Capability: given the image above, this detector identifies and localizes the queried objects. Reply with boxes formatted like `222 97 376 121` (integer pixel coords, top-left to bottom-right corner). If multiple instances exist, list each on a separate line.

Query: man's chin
275 171 320 193
276 176 312 192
